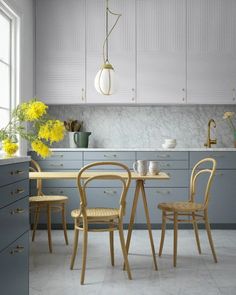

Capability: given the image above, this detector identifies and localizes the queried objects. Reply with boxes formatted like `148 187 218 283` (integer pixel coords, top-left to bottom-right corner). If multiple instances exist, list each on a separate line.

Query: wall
48 105 236 148
3 0 35 154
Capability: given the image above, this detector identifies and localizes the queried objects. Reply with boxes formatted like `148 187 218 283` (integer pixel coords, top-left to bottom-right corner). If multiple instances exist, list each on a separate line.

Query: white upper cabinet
136 0 186 104
187 0 236 104
36 0 86 104
86 0 136 104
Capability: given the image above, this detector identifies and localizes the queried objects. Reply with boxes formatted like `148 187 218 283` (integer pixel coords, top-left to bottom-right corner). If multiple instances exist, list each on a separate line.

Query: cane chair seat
30 195 68 203
158 201 204 212
71 207 119 220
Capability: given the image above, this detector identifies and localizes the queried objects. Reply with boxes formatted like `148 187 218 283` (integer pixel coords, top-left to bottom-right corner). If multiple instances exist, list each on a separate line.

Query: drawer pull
49 164 63 167
156 190 170 195
10 208 25 215
10 245 25 255
103 154 117 158
158 154 170 158
215 172 224 176
51 154 64 158
15 188 25 194
104 190 117 195
50 191 64 194
10 170 24 175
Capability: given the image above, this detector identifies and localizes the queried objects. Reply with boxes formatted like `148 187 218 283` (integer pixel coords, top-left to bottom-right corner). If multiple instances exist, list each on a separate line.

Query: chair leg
192 212 201 254
70 226 79 270
173 212 178 267
62 203 69 245
80 223 88 285
47 204 52 253
118 222 132 280
204 211 217 263
159 210 166 257
32 206 40 242
109 224 115 266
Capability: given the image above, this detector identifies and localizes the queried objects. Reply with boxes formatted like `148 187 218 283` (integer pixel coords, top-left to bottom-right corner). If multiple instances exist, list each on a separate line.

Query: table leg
140 181 158 270
123 180 141 270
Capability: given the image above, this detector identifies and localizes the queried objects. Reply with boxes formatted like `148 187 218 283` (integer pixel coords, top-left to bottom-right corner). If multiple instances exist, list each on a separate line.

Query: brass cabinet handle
10 170 25 175
51 154 63 158
103 154 117 158
10 208 25 215
15 188 25 194
215 172 224 176
156 190 170 195
49 163 63 167
104 190 117 195
158 154 170 158
159 163 171 167
10 245 25 255
50 190 64 194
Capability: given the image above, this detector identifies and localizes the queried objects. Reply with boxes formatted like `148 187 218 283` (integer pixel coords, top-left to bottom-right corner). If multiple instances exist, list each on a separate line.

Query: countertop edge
0 155 31 166
29 148 236 152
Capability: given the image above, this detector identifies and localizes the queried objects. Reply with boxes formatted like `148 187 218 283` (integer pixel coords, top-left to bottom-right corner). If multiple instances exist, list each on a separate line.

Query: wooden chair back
189 158 216 209
30 159 43 196
77 161 131 220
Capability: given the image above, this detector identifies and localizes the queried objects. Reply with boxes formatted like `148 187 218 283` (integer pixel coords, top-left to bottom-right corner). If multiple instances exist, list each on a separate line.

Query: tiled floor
30 230 236 295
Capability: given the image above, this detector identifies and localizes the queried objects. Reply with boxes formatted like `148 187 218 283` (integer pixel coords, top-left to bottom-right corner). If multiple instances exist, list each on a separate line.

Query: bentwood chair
158 158 217 267
29 160 69 253
70 161 132 285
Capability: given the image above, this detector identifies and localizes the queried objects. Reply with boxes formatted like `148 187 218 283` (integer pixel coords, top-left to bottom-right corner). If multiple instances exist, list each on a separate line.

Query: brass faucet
204 119 217 148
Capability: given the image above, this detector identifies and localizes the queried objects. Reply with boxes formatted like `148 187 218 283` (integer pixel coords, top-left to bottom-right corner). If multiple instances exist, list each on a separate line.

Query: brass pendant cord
102 0 121 64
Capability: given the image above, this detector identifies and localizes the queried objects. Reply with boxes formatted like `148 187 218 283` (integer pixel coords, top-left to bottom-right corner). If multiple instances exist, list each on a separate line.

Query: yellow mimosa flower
2 138 18 156
38 120 65 143
31 140 51 158
22 101 48 121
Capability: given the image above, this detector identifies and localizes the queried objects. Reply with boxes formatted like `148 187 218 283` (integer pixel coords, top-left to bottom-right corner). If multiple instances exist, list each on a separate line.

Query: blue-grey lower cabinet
0 159 29 295
29 150 236 228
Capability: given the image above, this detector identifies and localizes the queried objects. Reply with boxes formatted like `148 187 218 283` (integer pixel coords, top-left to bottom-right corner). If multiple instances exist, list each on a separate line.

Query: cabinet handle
51 154 63 158
10 245 24 255
103 154 117 158
158 154 170 158
104 190 117 195
160 163 170 167
10 170 24 175
132 88 135 102
49 163 63 167
50 190 64 194
81 88 85 101
10 208 25 215
156 190 170 195
15 188 25 194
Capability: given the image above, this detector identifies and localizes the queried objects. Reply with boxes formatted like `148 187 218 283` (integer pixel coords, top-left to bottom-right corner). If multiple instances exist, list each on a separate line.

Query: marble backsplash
48 105 236 148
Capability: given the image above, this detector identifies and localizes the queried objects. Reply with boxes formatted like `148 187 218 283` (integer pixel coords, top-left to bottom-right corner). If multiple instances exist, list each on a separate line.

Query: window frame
0 0 20 124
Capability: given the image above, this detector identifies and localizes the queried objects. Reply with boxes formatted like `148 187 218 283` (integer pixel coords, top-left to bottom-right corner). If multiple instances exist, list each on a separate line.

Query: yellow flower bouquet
0 99 65 158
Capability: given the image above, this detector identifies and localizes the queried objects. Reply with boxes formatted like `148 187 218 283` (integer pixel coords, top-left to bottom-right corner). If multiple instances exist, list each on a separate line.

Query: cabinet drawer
136 188 189 223
144 170 189 187
84 151 135 161
0 179 29 209
0 231 29 295
137 152 188 161
84 160 134 170
0 162 29 186
30 151 82 161
0 197 29 251
37 160 83 170
190 152 236 169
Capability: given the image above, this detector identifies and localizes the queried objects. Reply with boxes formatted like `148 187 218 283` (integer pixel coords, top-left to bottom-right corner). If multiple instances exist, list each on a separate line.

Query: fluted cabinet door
36 0 86 104
86 0 136 103
187 0 236 104
137 0 186 104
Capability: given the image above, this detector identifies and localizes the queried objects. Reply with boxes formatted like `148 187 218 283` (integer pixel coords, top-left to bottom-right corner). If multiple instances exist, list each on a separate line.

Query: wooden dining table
29 170 169 269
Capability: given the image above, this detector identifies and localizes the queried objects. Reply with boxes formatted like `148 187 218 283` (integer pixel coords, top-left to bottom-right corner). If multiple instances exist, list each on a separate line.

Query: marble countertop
47 147 236 152
0 154 30 165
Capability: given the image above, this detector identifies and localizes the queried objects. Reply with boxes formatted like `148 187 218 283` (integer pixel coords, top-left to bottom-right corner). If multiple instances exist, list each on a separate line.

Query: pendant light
94 0 121 95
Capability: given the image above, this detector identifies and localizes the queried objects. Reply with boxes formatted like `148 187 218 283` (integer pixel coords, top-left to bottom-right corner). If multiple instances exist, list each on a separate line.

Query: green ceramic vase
74 132 91 148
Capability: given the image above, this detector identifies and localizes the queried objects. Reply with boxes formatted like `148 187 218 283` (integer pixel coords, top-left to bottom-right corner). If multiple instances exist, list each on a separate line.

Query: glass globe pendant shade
94 63 115 95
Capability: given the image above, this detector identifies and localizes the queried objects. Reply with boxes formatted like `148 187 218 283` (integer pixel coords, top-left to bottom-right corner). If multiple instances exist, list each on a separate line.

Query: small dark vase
74 132 91 148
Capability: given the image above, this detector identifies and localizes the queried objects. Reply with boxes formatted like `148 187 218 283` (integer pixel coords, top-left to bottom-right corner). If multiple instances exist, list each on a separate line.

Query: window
0 1 19 130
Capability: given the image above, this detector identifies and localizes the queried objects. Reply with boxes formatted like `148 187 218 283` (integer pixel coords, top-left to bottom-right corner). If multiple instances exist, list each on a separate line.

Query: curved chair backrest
30 159 43 196
77 161 131 220
189 158 216 209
